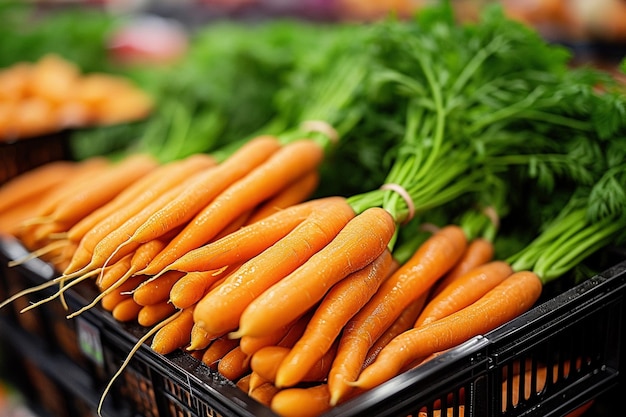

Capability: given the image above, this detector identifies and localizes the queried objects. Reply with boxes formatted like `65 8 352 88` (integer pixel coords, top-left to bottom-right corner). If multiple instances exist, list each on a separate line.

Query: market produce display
1 3 625 417
0 54 153 141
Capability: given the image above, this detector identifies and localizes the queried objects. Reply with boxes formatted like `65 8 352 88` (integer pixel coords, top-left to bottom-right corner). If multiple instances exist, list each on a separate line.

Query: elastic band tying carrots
379 183 415 224
300 120 339 145
482 205 500 230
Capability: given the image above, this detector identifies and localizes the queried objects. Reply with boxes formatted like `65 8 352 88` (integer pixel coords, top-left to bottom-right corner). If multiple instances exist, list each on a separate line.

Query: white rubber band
482 205 500 230
380 182 416 224
300 120 339 144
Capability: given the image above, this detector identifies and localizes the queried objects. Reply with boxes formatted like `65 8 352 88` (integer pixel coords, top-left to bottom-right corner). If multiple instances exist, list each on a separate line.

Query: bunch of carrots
1 4 626 417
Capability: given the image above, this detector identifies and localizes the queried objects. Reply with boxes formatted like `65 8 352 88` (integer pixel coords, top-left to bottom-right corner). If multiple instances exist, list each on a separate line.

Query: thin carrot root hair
18 268 101 313
67 267 144 319
0 271 87 310
6 239 69 267
97 309 182 416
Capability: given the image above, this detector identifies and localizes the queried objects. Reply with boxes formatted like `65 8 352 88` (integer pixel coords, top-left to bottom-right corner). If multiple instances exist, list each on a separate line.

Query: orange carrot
201 336 240 369
69 136 280 276
63 154 217 274
193 197 355 338
137 302 177 327
0 160 76 213
66 153 215 244
100 275 145 312
351 270 543 390
0 194 56 236
246 170 320 224
270 384 332 417
252 343 337 387
109 136 284 271
46 153 158 226
232 206 396 339
247 372 270 394
139 139 326 277
132 270 184 306
275 249 395 388
188 322 214 351
112 297 143 322
85 230 179 315
211 209 253 242
217 346 251 381
415 260 513 327
170 268 236 310
249 382 281 407
23 156 110 221
96 253 133 292
363 291 428 369
151 307 194 355
431 237 494 298
236 373 251 393
163 198 329 274
239 320 299 358
328 224 467 405
240 311 311 357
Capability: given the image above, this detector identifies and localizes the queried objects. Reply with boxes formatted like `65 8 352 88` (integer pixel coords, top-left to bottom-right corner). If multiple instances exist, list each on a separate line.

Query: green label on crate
76 317 104 366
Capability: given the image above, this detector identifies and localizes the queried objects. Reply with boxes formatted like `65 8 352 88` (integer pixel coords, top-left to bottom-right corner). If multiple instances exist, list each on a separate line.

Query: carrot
217 346 251 381
363 291 428 369
201 336 240 369
430 237 494 298
188 322 214 351
236 373 251 393
112 297 143 322
246 170 320 224
66 153 216 244
70 231 181 318
247 371 270 394
63 154 217 274
150 307 194 355
239 319 299 358
170 268 236 310
415 260 513 327
108 136 283 271
45 153 158 226
240 310 311 357
139 139 326 276
68 136 280 276
211 209 254 242
31 221 70 247
100 275 145 312
327 224 466 405
270 384 333 417
252 343 337 387
193 197 356 338
350 270 543 391
232 206 396 340
163 198 329 275
0 194 56 236
275 249 395 388
132 270 185 306
249 381 281 407
96 253 133 292
16 157 109 231
137 302 177 327
0 160 76 213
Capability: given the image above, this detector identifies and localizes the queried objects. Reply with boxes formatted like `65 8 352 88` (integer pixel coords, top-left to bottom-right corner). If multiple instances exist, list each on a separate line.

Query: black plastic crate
95 263 625 417
1 235 624 417
0 235 108 386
